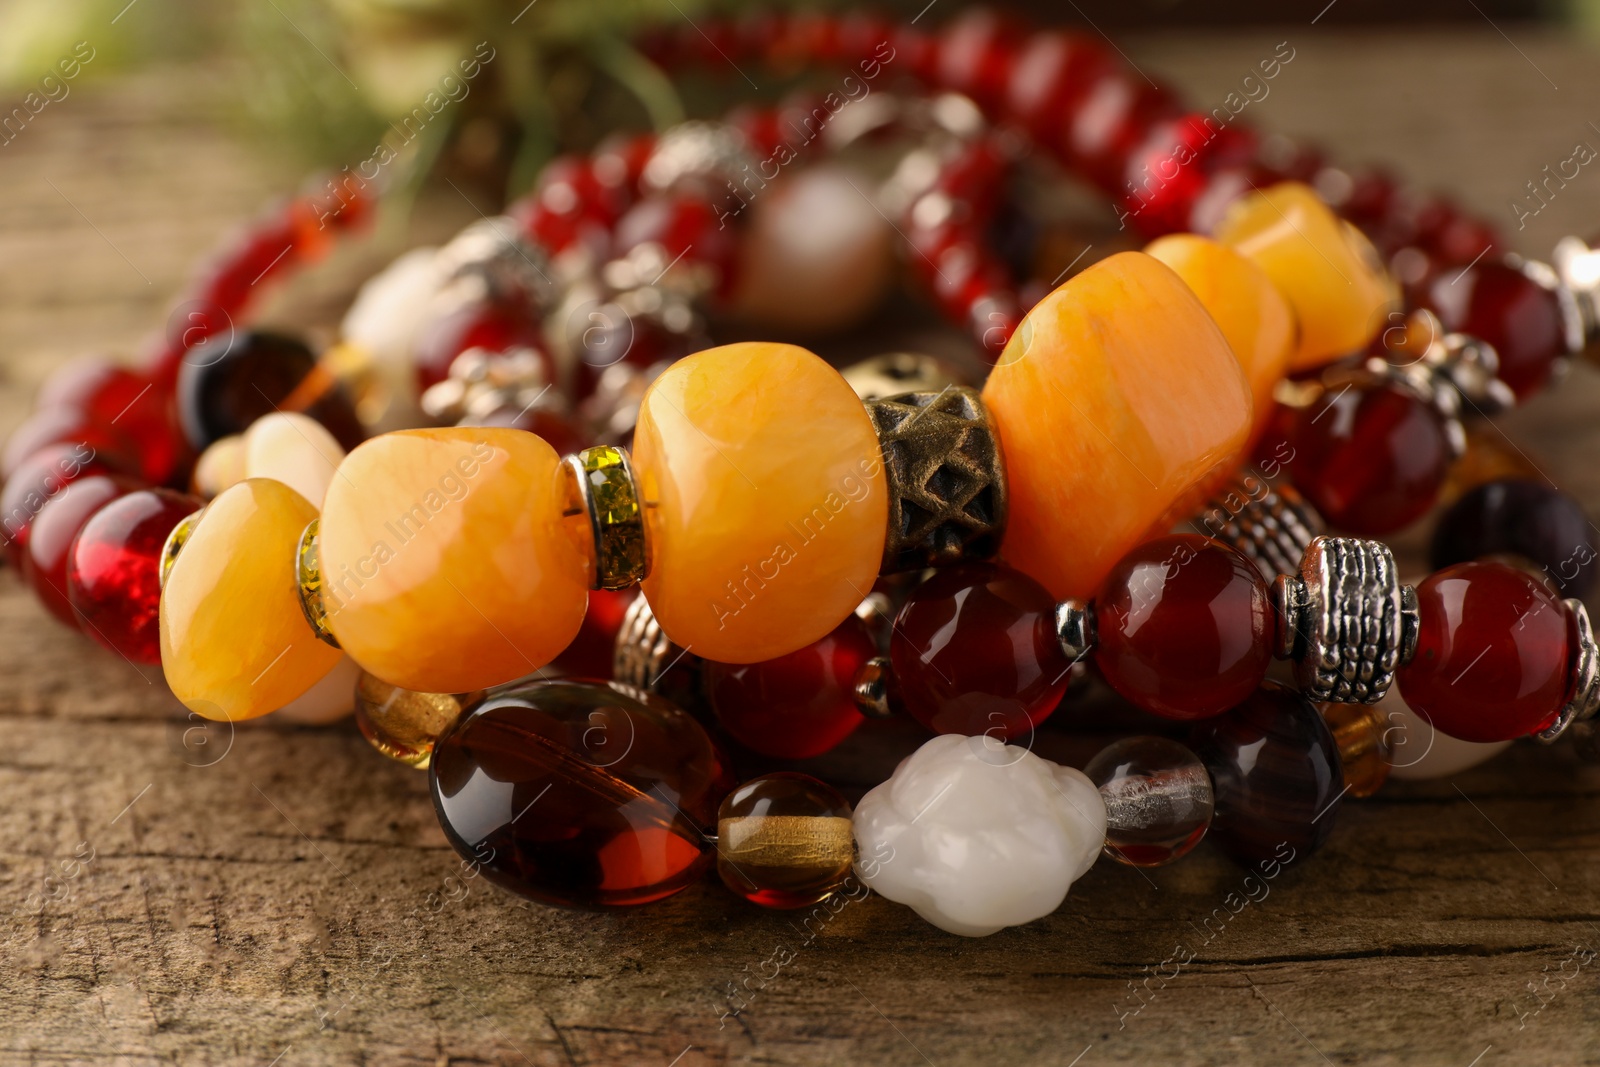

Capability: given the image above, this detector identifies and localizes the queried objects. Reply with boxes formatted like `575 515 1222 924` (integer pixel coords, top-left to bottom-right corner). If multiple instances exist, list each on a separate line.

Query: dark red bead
706 614 875 759
891 563 1071 740
1119 114 1258 238
1005 32 1113 140
1396 562 1574 743
613 194 737 293
0 443 112 568
176 330 365 452
430 680 733 909
1093 534 1274 721
1431 478 1597 599
25 474 139 626
1424 260 1567 400
935 9 1022 110
1189 682 1344 868
67 488 201 663
1061 72 1177 191
1287 377 1451 535
36 359 184 485
553 588 637 679
413 298 547 393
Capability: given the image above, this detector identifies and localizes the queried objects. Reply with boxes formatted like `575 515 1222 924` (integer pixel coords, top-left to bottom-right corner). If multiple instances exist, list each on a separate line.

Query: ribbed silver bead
1192 473 1324 582
612 595 695 693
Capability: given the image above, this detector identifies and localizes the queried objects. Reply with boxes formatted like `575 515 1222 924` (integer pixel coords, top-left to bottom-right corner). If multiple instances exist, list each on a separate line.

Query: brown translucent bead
354 671 480 769
717 773 854 909
430 680 733 909
1319 703 1392 799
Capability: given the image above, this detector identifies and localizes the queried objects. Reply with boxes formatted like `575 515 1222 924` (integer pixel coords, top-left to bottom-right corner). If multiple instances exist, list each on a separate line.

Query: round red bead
1396 561 1574 743
36 359 184 485
1093 534 1274 721
68 489 202 664
1288 377 1451 535
2 406 136 479
1425 260 1567 400
705 614 875 759
413 298 546 392
0 443 114 569
890 562 1071 739
25 474 139 626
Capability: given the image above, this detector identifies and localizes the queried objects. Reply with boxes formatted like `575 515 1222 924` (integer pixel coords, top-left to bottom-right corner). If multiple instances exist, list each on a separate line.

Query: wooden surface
7 24 1600 1067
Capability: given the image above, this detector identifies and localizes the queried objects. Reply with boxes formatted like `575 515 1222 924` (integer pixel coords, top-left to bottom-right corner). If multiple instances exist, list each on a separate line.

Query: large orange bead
161 479 343 721
1145 233 1294 445
984 251 1251 600
318 428 588 693
1213 181 1398 370
634 342 887 664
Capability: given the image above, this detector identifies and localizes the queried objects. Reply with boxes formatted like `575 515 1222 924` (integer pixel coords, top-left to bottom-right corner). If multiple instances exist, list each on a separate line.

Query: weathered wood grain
5 25 1600 1066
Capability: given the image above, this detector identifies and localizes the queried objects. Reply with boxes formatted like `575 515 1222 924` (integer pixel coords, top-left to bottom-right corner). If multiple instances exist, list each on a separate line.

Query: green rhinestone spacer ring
563 445 649 591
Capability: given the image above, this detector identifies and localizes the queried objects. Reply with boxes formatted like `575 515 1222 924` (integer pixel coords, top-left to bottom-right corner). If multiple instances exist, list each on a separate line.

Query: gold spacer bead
158 506 206 590
561 444 649 591
295 518 341 649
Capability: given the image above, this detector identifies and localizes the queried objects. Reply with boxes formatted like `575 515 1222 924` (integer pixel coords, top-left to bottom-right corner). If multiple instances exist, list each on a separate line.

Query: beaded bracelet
7 10 1600 940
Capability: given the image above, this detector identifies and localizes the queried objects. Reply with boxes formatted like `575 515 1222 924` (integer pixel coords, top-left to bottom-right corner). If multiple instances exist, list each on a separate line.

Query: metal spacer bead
295 519 341 649
1536 599 1600 744
641 121 757 195
158 506 206 590
1274 535 1406 704
865 385 1008 574
562 445 649 591
852 656 898 720
1192 473 1325 582
1551 236 1600 357
612 594 695 693
1054 599 1096 663
434 216 558 311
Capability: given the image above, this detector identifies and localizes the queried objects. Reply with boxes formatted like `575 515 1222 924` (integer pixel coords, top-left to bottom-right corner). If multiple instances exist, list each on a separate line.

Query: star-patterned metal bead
865 385 1007 574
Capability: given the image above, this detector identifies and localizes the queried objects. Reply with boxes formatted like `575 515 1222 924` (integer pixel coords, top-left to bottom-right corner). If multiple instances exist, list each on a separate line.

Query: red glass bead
412 298 546 392
553 587 637 679
1424 260 1567 400
1287 377 1451 535
0 443 113 568
67 488 201 664
1062 72 1177 191
1 406 136 480
1005 32 1113 140
890 562 1071 739
430 680 733 909
1119 114 1259 238
613 194 737 293
196 213 299 315
1093 534 1274 721
935 9 1021 110
36 358 184 486
705 613 875 759
1396 561 1574 743
25 474 139 626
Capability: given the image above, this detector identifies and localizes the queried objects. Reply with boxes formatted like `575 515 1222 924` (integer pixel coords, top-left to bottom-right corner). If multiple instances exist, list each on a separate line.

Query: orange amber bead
1145 233 1294 445
318 427 588 694
983 251 1252 599
160 479 343 721
1214 181 1399 371
633 342 887 664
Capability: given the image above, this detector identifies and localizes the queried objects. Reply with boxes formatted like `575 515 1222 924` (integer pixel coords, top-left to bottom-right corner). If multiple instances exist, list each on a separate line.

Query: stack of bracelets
7 8 1600 937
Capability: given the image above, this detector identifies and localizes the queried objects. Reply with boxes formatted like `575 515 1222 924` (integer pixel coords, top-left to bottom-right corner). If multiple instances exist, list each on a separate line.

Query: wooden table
5 24 1600 1066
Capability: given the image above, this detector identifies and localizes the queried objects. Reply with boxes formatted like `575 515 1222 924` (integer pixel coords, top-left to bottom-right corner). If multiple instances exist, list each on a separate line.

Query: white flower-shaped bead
853 734 1107 937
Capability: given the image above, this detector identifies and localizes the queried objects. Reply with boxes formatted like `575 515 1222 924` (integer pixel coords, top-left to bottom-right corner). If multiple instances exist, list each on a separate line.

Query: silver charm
1272 536 1416 704
1053 599 1095 663
1361 309 1515 458
1192 473 1325 582
852 656 897 720
418 345 561 426
641 121 757 196
1536 599 1599 743
434 216 558 311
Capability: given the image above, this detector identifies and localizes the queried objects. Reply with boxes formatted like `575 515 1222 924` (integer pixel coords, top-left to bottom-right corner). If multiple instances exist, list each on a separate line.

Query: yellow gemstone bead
984 251 1252 600
1145 233 1294 444
1213 181 1399 370
634 341 888 664
160 479 344 721
318 427 588 693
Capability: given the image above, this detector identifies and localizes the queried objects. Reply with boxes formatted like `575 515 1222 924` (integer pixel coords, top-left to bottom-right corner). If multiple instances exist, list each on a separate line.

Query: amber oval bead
1188 682 1344 867
634 341 888 663
319 427 589 694
984 251 1251 599
1396 561 1574 743
1144 234 1294 445
717 772 854 909
890 562 1072 739
1093 534 1273 721
1214 181 1398 370
160 479 344 720
430 680 733 909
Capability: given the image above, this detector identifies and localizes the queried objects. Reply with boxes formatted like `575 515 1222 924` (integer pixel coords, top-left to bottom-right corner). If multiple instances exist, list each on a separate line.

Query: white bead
340 247 444 422
192 434 246 499
275 655 360 724
729 164 896 335
242 413 346 511
852 734 1106 937
1382 694 1511 780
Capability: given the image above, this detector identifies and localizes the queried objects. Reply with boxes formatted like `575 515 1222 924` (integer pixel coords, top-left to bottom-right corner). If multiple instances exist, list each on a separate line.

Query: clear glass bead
1084 736 1214 867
